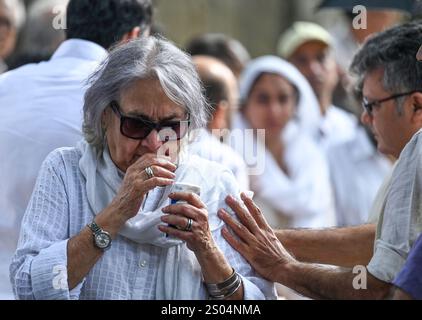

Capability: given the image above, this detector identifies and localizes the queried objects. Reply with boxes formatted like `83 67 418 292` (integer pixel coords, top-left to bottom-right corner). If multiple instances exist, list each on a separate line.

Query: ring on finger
145 166 154 179
183 218 193 232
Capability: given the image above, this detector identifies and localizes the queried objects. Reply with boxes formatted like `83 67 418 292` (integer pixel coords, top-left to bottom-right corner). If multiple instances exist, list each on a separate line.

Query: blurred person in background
278 21 357 148
191 55 250 191
233 55 336 230
0 0 25 73
278 21 392 227
186 33 251 80
0 0 152 300
8 0 69 69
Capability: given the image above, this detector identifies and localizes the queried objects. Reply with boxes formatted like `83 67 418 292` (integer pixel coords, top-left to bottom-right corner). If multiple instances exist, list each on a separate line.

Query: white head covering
238 55 321 139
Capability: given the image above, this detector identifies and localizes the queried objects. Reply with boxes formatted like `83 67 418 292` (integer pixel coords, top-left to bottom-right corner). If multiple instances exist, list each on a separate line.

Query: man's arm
218 194 389 299
278 262 390 300
275 224 376 268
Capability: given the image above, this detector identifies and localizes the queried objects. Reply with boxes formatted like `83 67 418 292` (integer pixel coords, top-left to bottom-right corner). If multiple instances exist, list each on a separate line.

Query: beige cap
277 21 333 59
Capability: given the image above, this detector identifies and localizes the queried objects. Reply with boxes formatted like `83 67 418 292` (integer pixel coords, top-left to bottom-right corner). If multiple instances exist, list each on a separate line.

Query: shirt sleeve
393 234 422 299
9 150 84 300
211 169 277 300
367 131 422 283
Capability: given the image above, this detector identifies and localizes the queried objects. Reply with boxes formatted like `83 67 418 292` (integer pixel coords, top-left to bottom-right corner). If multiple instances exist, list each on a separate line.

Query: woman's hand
110 154 177 222
159 192 218 254
159 192 239 292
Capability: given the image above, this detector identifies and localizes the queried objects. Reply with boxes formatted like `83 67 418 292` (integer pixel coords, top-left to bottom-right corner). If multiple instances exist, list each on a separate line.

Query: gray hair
350 21 422 115
83 36 210 152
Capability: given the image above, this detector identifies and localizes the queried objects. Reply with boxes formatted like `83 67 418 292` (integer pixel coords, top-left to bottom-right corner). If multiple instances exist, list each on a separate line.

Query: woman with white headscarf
233 56 336 229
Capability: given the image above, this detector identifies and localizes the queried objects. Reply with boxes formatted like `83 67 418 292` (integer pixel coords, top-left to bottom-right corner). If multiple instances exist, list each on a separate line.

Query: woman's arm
67 153 177 290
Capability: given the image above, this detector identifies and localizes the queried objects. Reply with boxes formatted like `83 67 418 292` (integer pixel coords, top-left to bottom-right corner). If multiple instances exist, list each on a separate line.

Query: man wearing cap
278 21 357 148
278 21 392 227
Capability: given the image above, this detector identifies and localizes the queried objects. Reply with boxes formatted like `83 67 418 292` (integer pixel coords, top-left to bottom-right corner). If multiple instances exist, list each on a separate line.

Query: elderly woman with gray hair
10 37 275 300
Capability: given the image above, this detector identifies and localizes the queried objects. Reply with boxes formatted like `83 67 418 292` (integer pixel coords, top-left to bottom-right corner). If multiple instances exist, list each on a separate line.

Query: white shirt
189 130 250 191
0 39 107 299
10 147 276 300
327 126 393 226
368 129 422 283
318 105 357 150
250 124 337 229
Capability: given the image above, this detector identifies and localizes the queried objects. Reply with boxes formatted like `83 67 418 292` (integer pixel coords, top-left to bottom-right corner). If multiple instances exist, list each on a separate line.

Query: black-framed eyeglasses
362 90 421 116
110 101 190 141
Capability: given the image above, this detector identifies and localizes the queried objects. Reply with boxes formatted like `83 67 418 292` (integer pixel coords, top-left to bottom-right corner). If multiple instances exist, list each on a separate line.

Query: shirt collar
51 39 108 62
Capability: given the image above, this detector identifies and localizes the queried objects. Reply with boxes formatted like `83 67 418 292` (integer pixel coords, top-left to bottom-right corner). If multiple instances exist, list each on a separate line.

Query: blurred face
289 41 338 104
104 78 188 172
361 68 416 158
352 10 403 44
244 73 297 137
0 2 17 60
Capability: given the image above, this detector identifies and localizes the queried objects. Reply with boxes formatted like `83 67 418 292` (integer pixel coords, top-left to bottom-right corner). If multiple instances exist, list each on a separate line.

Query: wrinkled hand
111 154 176 221
218 193 296 283
159 192 218 255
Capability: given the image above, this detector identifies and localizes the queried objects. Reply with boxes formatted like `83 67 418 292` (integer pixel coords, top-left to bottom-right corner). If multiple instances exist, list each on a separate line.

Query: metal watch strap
88 221 102 235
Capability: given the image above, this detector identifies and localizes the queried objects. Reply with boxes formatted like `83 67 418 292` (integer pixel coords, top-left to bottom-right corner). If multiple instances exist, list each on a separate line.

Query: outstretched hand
218 193 296 283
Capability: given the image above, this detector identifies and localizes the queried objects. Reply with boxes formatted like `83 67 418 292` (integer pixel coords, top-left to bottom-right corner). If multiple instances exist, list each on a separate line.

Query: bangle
205 268 242 300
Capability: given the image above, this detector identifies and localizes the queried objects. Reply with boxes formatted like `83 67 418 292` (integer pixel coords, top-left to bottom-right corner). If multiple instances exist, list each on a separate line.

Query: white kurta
250 124 337 229
0 39 107 299
189 129 250 191
10 147 276 300
327 125 393 226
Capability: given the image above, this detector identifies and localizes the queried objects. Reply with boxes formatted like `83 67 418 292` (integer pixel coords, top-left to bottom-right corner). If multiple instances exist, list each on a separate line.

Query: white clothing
189 129 250 191
10 146 276 300
318 105 358 150
0 39 107 299
327 125 393 226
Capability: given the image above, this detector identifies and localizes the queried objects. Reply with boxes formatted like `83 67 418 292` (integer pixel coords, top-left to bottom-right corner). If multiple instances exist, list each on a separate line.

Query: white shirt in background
247 123 337 229
318 105 357 150
327 125 393 226
189 129 250 191
0 39 107 299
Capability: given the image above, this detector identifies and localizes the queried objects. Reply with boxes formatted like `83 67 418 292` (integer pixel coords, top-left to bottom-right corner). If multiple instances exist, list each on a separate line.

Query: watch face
95 232 111 249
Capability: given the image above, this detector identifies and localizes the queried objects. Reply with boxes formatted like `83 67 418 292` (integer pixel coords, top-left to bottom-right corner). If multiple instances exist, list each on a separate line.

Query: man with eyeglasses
0 0 153 300
219 21 422 299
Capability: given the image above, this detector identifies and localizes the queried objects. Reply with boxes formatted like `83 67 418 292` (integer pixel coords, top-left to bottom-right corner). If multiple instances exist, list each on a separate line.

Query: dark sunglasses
110 101 190 141
362 90 421 116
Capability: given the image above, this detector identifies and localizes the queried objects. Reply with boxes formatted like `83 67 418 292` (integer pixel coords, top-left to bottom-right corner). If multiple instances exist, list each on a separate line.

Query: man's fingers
221 227 248 256
218 209 252 244
240 192 271 231
225 195 259 234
